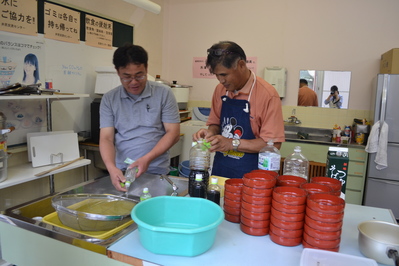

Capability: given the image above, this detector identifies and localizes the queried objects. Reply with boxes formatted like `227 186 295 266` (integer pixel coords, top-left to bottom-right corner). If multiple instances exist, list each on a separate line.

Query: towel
365 121 388 170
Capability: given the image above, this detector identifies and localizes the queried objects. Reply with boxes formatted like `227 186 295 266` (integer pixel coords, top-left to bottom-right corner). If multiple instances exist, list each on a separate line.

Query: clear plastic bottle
258 140 281 172
189 139 210 196
140 187 152 201
283 146 309 180
206 177 221 205
191 174 206 198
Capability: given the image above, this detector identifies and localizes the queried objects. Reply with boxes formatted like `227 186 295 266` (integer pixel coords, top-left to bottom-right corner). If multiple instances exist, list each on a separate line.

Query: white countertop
108 204 396 266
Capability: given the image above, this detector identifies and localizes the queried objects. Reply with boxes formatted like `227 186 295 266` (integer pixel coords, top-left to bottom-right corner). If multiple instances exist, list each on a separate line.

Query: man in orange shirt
298 79 318 107
193 41 285 179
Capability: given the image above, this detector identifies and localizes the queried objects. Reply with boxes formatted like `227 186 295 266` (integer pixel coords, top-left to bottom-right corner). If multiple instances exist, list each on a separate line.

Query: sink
3 174 189 254
284 125 332 142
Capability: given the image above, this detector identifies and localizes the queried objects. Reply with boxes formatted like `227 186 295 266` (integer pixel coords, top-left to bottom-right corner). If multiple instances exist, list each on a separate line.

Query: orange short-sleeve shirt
207 75 285 143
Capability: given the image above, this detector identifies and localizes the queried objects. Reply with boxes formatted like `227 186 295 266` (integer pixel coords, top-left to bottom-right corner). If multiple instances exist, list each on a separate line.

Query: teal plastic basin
131 196 224 256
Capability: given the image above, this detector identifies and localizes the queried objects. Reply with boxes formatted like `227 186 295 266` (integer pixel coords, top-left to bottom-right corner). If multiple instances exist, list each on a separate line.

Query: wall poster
0 0 37 36
192 57 258 79
85 14 113 49
43 2 80 44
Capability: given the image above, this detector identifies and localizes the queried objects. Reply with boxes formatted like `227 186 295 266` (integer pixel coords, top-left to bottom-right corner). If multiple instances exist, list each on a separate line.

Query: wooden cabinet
280 141 368 205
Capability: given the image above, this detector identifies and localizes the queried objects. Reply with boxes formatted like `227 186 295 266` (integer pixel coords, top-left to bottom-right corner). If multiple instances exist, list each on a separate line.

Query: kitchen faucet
285 108 301 124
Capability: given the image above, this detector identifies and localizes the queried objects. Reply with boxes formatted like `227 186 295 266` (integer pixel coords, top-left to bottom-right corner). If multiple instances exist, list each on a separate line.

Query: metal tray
52 194 137 231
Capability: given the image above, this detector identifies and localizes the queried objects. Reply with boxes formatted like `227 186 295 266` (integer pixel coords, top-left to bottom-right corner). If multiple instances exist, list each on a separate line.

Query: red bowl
241 199 271 213
277 175 308 187
250 169 279 178
224 197 241 209
304 223 342 240
269 230 302 247
304 215 343 232
270 214 304 230
272 186 307 205
240 215 270 229
241 208 271 221
302 238 340 252
272 199 306 214
224 179 244 194
223 204 241 216
300 183 332 195
242 172 277 189
305 206 344 223
311 176 342 192
224 190 242 201
241 192 272 205
270 222 303 238
307 193 345 213
224 211 240 223
303 231 341 249
242 185 273 197
240 222 269 236
271 206 305 222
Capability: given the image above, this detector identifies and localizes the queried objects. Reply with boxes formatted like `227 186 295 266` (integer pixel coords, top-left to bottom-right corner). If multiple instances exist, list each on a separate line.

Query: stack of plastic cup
270 186 307 246
223 179 244 223
240 172 276 236
303 193 345 251
277 175 307 187
311 176 342 197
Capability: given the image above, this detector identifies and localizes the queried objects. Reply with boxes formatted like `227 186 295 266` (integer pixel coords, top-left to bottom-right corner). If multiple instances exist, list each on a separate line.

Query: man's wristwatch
232 139 240 151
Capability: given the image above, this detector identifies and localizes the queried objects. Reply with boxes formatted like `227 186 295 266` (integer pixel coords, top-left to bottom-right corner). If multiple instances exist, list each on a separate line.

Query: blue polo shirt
100 80 180 173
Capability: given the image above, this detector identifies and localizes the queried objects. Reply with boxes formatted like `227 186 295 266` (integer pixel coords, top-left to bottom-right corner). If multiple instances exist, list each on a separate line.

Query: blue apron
211 72 258 179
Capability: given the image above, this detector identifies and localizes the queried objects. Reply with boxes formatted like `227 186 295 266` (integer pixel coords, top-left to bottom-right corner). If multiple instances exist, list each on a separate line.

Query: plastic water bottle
258 140 281 172
283 146 309 180
189 139 210 196
140 187 152 201
191 174 206 198
206 177 221 205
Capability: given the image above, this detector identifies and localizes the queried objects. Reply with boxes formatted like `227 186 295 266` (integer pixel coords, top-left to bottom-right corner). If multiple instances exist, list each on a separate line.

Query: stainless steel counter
1 173 189 255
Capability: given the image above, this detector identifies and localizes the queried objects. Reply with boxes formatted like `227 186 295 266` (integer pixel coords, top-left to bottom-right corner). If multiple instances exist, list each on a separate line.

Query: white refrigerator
364 74 399 220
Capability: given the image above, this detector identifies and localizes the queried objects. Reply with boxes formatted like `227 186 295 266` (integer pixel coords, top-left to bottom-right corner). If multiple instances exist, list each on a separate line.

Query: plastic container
283 146 309 180
191 174 206 198
258 140 281 171
140 187 152 201
189 140 210 195
207 177 221 205
131 196 224 256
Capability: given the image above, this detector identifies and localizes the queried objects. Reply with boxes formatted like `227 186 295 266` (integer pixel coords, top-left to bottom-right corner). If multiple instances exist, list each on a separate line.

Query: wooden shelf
0 159 91 190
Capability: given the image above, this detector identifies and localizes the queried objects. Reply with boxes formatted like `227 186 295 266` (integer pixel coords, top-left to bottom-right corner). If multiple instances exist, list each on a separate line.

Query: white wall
161 0 399 110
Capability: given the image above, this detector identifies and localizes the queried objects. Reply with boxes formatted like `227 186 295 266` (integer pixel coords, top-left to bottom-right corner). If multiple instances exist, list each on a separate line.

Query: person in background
193 41 285 179
324 85 343 109
297 79 318 107
22 53 40 85
99 44 180 191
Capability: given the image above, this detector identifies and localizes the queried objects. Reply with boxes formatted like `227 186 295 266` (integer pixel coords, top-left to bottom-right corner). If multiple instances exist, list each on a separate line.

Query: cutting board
27 131 73 162
30 132 80 167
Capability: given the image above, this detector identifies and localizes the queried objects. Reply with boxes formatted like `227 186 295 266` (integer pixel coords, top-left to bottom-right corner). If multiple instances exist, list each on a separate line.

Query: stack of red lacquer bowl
311 176 342 197
277 175 308 188
223 178 244 223
300 182 333 196
270 186 307 246
239 171 276 236
303 193 345 251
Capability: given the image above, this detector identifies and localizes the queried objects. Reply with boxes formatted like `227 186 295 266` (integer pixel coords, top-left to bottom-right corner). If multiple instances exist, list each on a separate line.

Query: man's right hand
109 167 127 192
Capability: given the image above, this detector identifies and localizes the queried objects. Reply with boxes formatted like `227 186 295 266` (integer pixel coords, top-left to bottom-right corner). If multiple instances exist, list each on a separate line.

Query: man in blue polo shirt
99 44 180 191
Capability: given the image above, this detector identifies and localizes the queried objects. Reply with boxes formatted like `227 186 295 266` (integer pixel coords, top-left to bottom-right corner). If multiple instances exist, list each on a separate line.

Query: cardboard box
326 147 349 198
380 48 399 74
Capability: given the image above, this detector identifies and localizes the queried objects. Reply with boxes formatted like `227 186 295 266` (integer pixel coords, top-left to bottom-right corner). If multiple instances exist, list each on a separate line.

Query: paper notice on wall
85 14 113 49
192 56 257 79
44 2 80 44
0 0 38 36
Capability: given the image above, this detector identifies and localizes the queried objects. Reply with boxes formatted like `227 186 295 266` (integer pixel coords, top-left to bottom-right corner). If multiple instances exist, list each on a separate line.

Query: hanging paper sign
0 0 38 36
85 14 113 49
44 2 80 44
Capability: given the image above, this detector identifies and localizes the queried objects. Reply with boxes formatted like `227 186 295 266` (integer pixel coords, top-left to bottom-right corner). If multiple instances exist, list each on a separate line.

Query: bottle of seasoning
140 187 152 201
191 174 206 198
206 177 221 205
189 139 210 196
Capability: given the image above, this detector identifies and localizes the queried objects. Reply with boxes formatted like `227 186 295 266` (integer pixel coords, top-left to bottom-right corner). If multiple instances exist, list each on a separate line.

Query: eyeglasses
207 48 235 56
120 74 146 83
